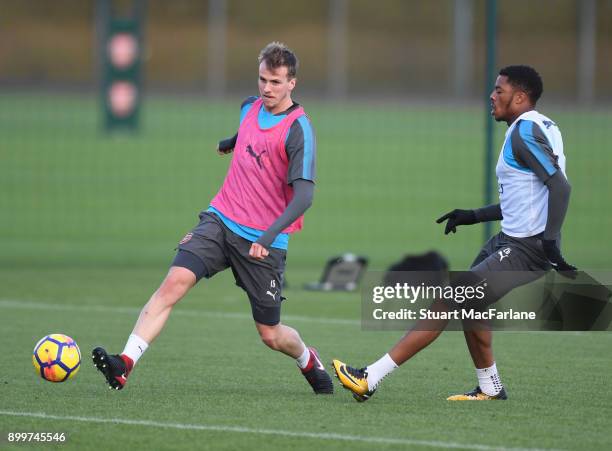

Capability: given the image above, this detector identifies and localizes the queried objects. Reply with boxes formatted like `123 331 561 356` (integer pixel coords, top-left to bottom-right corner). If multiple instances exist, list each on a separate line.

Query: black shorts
467 231 552 307
173 211 287 326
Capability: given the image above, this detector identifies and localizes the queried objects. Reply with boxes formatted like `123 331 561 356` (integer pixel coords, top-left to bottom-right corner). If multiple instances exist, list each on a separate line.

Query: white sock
296 346 310 369
366 354 398 390
121 334 149 366
476 362 503 396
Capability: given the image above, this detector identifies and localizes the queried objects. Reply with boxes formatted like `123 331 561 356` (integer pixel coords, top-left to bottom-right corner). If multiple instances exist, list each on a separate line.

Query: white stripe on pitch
0 299 592 335
0 299 360 326
0 410 560 451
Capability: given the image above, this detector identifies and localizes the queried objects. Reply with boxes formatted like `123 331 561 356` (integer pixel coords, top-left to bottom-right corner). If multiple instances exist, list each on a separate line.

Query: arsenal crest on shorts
179 233 193 245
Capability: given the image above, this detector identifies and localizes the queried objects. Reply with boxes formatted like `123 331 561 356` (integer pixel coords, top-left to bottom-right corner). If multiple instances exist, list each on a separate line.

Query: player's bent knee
260 335 281 350
156 267 197 306
464 328 492 345
256 325 282 350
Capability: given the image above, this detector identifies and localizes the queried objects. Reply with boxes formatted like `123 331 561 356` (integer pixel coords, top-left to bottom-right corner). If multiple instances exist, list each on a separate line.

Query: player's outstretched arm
217 133 238 155
436 209 476 234
474 203 503 222
436 204 502 235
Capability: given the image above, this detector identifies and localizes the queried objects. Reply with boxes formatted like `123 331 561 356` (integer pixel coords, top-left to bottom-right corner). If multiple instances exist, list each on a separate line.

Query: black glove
436 209 478 235
217 133 238 154
542 239 578 278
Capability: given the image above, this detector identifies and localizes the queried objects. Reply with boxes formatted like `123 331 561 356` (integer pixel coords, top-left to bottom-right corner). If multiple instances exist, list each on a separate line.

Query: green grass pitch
1 94 611 450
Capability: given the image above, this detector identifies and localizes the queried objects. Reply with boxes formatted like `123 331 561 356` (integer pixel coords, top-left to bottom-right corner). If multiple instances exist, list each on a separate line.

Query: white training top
495 110 566 238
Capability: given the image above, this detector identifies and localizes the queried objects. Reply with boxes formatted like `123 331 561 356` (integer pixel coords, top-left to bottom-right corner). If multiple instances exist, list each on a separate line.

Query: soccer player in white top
333 65 576 401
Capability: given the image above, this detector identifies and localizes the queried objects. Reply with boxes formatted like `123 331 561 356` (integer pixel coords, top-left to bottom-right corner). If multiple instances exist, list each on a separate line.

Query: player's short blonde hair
258 42 298 79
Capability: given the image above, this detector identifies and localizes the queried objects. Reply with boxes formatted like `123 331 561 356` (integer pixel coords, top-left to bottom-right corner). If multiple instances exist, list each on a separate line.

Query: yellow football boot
447 386 508 401
332 359 375 402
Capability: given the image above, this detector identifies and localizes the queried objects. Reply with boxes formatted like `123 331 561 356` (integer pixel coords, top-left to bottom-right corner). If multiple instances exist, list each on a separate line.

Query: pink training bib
210 98 305 233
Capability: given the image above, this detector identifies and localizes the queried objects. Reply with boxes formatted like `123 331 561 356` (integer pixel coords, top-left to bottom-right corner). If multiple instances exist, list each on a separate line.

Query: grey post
328 0 348 99
453 0 474 99
577 0 596 105
207 0 227 97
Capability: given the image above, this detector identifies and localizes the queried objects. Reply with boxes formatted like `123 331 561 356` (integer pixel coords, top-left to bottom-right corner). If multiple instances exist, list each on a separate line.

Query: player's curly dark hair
499 65 543 103
258 42 298 79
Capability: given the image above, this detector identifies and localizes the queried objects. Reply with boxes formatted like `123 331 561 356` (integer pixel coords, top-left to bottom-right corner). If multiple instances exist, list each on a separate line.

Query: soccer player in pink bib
92 42 333 395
